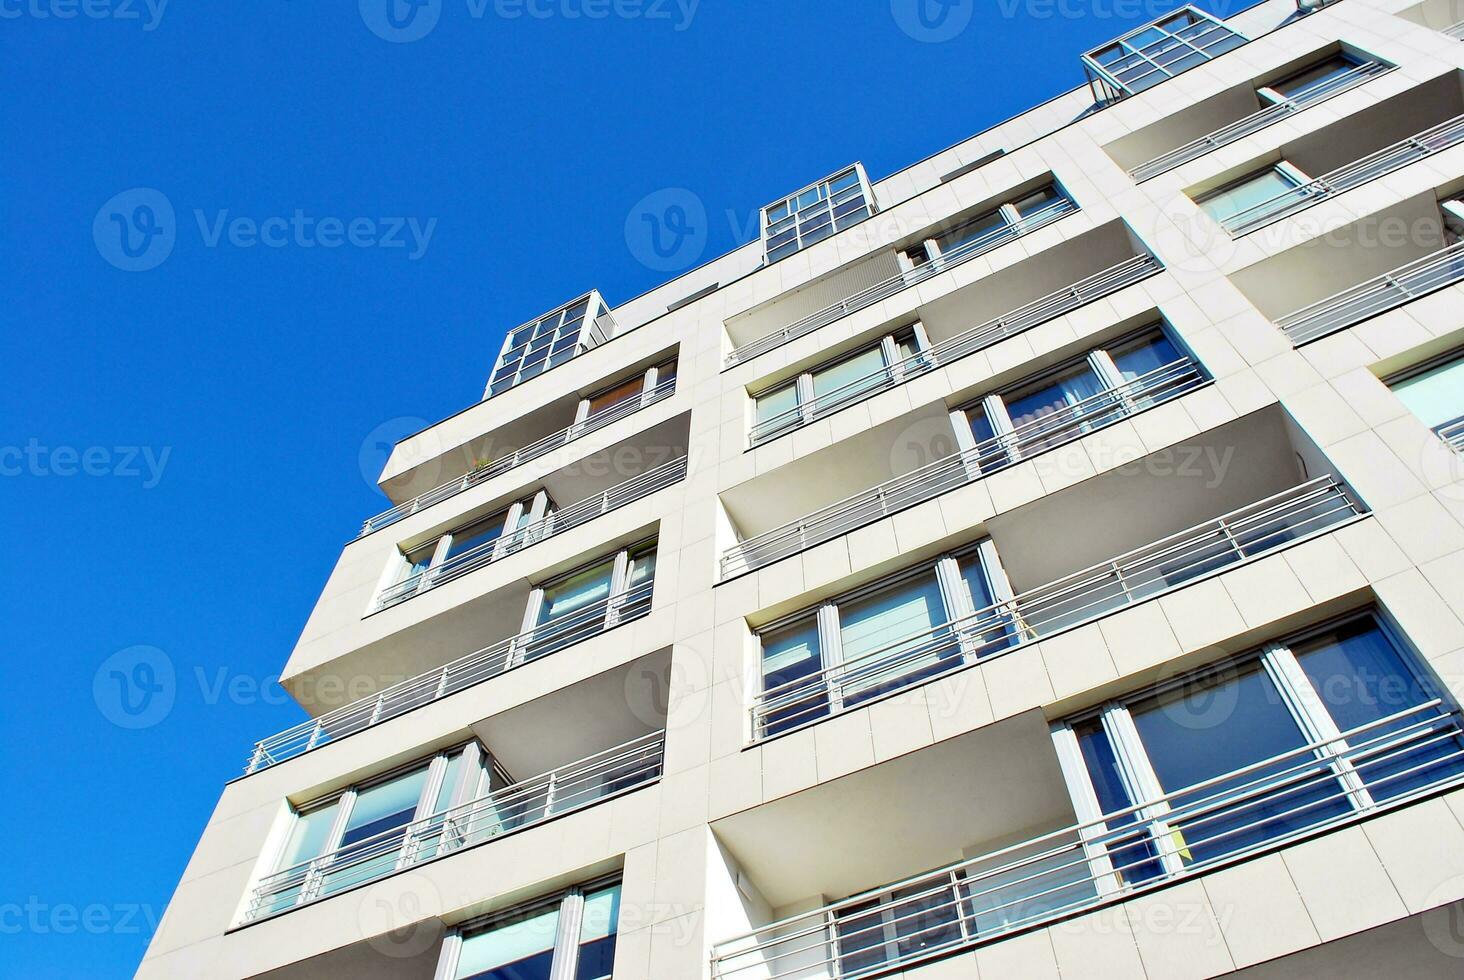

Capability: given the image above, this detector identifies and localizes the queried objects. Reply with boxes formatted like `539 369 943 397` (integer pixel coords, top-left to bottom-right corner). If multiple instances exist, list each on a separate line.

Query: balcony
374 455 685 612
360 374 677 536
751 476 1365 740
725 354 1202 577
246 577 655 773
1277 241 1464 346
243 730 663 922
745 252 1160 447
726 193 1080 368
1201 73 1464 237
711 705 1464 979
1399 0 1464 39
1124 54 1395 182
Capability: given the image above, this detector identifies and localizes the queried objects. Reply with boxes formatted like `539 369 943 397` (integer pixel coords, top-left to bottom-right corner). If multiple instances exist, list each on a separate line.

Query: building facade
139 1 1464 976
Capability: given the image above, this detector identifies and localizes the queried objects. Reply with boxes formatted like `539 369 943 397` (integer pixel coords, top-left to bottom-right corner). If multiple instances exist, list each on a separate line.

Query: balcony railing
752 477 1363 739
1275 241 1464 346
244 579 655 774
244 731 665 922
747 253 1162 446
1129 60 1395 182
1220 114 1464 237
1439 416 1464 454
711 704 1464 979
725 356 1205 577
360 377 678 537
374 456 686 612
726 197 1081 368
1446 21 1464 40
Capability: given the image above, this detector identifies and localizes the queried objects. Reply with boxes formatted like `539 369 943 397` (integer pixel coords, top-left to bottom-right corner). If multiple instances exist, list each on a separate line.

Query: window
762 165 875 264
1262 52 1366 103
754 542 1013 737
1056 614 1464 883
256 744 487 917
1388 349 1464 452
441 880 623 980
749 327 927 445
1083 6 1247 101
960 324 1201 472
932 183 1071 259
1196 164 1307 227
487 292 613 398
519 539 657 662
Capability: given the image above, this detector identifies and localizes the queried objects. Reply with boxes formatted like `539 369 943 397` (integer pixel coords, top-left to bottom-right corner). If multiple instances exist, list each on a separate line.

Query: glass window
1198 167 1300 224
455 904 561 980
1270 53 1363 100
339 767 429 849
937 208 1007 254
278 802 339 870
810 345 888 405
443 512 508 563
754 382 800 430
1392 352 1464 430
538 559 614 625
1074 720 1164 886
1002 364 1106 440
587 375 645 416
575 885 622 980
1085 8 1245 98
763 167 872 264
838 574 952 702
760 619 826 735
488 294 606 396
1110 331 1182 382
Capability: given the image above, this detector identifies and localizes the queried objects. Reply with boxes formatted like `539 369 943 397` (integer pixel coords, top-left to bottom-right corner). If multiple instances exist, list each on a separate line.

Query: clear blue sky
2 0 1220 974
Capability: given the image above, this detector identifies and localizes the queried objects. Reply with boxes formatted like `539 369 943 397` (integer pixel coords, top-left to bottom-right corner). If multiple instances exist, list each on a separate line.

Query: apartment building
139 1 1464 976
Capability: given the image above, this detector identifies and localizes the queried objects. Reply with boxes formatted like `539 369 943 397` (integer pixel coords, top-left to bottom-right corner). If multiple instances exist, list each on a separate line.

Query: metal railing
244 579 655 774
726 197 1081 367
711 704 1464 979
725 356 1204 577
1439 416 1464 454
245 731 665 921
752 477 1363 739
374 456 685 612
1275 241 1464 346
746 253 1161 446
1220 114 1464 237
1129 60 1394 182
1446 20 1464 40
360 377 678 537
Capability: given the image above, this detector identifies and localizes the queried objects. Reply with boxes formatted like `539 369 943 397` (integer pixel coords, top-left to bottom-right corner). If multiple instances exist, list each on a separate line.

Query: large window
1261 51 1368 104
442 880 623 980
1083 6 1247 101
1388 348 1464 453
755 541 1013 737
931 184 1071 259
750 326 928 445
487 292 613 398
1057 614 1464 886
519 539 658 662
256 744 487 917
1196 163 1308 228
960 324 1202 472
762 165 875 264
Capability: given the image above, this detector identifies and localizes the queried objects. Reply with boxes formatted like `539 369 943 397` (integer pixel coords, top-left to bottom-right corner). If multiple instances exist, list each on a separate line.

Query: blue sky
2 0 1218 974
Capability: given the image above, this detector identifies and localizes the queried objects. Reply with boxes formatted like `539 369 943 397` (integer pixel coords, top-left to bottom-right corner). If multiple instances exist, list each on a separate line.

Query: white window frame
484 290 613 399
1083 5 1247 101
760 163 878 265
384 490 552 600
512 538 657 666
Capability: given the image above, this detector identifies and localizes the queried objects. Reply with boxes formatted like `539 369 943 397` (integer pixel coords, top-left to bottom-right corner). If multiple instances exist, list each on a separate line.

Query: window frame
514 537 659 664
1082 5 1247 101
1258 50 1367 105
485 291 613 399
760 164 878 265
1194 161 1311 227
435 875 624 980
387 490 553 597
1384 345 1464 449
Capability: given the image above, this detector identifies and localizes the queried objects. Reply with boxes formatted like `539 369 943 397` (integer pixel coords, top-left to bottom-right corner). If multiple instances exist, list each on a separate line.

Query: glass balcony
484 291 617 400
245 577 656 773
243 731 664 922
744 252 1157 447
1082 6 1247 104
374 456 685 612
1216 113 1464 237
360 374 678 537
712 703 1464 979
725 351 1202 577
728 192 1080 368
1128 56 1395 182
750 477 1365 740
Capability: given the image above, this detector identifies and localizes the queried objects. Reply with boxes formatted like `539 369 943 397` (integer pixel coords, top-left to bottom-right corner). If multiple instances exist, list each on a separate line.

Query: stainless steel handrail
1275 241 1464 345
725 197 1081 367
245 731 665 921
244 579 656 774
712 704 1464 979
745 253 1161 445
361 377 678 537
1129 61 1394 182
725 356 1203 577
1439 416 1464 453
751 477 1363 738
374 456 685 611
1220 114 1464 236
